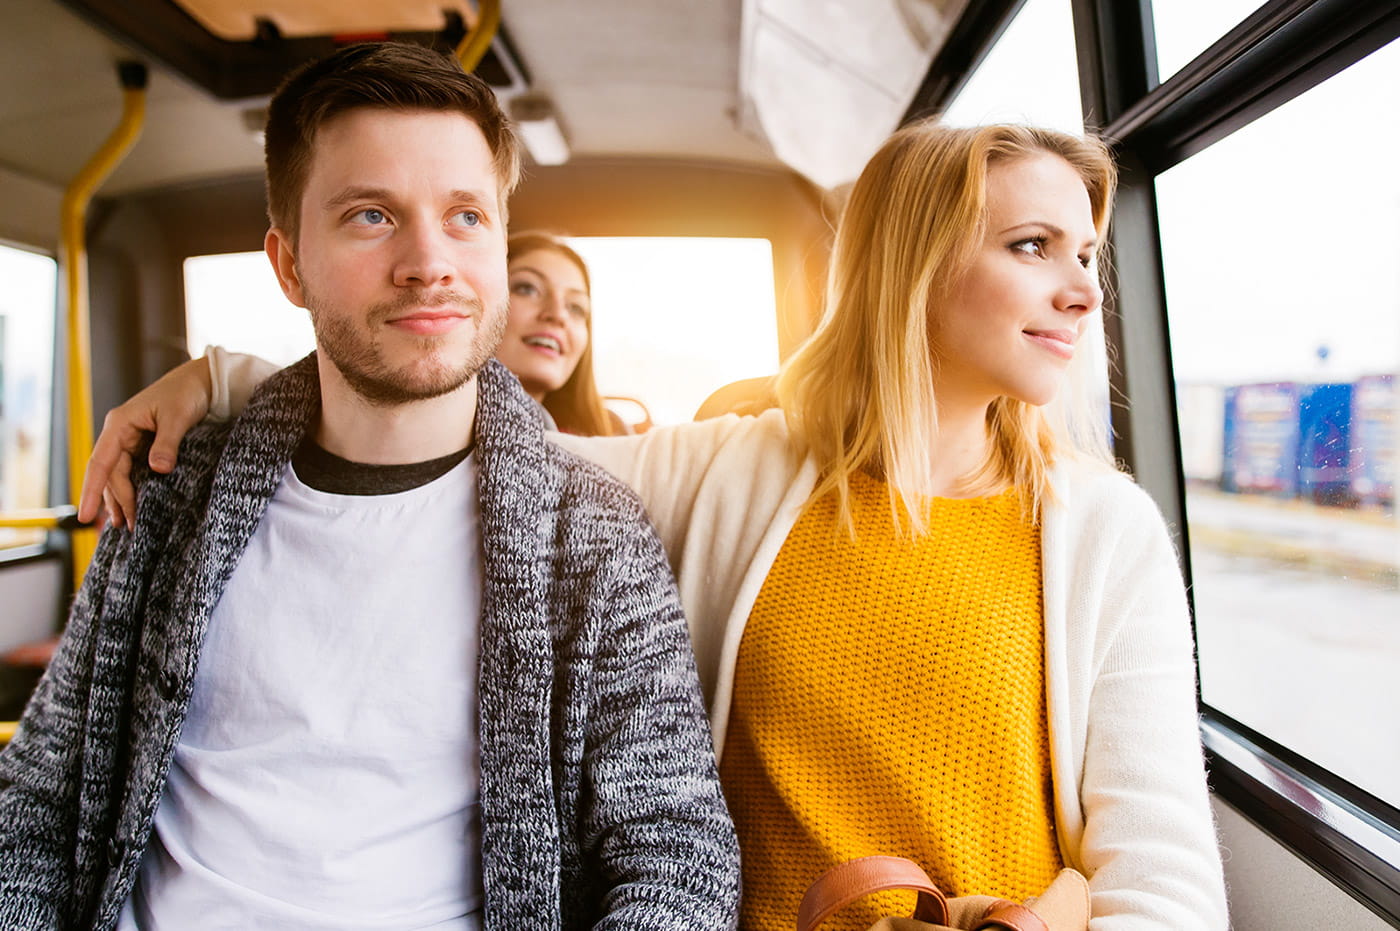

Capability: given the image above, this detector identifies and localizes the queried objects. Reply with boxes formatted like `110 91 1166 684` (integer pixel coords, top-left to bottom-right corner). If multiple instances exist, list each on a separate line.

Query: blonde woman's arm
1068 477 1229 929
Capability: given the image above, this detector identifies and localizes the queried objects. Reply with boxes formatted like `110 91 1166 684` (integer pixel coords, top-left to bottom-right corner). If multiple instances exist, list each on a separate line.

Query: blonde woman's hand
78 357 214 530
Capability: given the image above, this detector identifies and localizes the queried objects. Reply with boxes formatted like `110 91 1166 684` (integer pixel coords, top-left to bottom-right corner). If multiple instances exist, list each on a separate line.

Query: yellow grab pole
455 0 501 72
0 506 81 530
60 62 147 590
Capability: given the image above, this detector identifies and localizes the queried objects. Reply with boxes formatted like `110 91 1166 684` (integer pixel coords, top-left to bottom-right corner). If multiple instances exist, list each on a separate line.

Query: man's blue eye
354 208 386 224
452 211 482 227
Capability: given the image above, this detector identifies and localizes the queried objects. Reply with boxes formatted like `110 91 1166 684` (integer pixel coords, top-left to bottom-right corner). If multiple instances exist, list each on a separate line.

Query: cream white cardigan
213 349 1229 929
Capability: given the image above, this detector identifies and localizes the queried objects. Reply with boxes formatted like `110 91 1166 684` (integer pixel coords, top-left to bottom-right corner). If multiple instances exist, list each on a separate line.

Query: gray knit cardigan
0 355 739 930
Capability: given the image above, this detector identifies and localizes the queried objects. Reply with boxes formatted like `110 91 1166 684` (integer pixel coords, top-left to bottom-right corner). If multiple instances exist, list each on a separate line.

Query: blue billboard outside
1222 382 1300 496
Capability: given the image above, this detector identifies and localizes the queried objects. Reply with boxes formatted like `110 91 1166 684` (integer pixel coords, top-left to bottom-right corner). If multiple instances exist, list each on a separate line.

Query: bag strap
797 856 949 931
976 900 1050 931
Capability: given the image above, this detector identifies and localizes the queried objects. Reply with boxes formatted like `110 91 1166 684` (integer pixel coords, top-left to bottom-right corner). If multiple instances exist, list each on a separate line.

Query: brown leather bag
797 856 1090 931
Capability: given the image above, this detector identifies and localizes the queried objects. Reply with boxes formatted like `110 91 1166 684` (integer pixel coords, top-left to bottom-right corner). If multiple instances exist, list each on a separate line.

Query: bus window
939 0 1083 133
0 243 57 552
185 252 315 367
1151 0 1270 85
1157 36 1400 807
184 238 781 427
568 237 778 426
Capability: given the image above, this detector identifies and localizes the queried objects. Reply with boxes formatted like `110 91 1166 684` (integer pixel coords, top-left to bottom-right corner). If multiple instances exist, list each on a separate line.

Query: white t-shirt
119 455 483 930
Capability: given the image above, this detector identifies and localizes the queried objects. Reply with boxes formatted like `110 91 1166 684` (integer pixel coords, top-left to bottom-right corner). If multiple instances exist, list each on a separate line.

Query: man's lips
387 310 471 336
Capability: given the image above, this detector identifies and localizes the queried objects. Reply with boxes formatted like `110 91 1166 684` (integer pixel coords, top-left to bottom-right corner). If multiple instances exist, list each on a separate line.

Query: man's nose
393 224 455 287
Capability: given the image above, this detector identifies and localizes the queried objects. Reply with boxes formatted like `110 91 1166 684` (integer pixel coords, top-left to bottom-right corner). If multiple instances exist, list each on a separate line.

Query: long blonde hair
776 121 1118 535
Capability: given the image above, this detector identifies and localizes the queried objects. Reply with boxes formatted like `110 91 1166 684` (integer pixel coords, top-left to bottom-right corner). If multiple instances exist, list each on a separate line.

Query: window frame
0 238 63 566
906 0 1400 919
1092 0 1400 917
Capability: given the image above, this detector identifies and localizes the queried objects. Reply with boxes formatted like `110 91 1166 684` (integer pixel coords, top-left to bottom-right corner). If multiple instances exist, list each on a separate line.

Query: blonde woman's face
931 152 1101 416
496 248 591 400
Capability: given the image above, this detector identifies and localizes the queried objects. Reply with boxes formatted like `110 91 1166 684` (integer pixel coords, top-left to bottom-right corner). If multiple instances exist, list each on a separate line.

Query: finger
79 422 135 522
102 488 121 532
109 452 138 531
147 391 209 473
147 424 184 473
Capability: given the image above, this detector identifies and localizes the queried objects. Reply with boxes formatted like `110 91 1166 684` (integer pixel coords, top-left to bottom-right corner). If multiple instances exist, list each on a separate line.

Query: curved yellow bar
0 721 16 745
60 71 146 590
455 0 501 73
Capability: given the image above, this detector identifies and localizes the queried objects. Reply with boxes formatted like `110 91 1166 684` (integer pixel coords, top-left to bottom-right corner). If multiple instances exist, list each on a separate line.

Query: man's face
265 107 509 405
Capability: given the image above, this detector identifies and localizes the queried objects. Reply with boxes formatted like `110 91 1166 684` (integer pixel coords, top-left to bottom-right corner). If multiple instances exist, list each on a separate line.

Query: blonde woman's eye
510 281 538 297
568 302 589 318
1011 237 1047 257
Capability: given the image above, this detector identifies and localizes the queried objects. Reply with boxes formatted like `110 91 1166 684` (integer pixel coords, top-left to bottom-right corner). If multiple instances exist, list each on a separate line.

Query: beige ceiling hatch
737 0 971 188
168 0 478 40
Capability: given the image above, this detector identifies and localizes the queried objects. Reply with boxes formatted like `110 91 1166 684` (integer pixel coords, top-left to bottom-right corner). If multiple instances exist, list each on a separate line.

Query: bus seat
694 376 779 421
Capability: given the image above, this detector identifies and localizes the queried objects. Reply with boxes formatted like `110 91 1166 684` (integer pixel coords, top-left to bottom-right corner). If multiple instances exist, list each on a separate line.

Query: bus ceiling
42 0 977 191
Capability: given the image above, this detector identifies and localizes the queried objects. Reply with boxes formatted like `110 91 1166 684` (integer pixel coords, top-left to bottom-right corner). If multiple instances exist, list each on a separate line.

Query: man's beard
306 287 508 406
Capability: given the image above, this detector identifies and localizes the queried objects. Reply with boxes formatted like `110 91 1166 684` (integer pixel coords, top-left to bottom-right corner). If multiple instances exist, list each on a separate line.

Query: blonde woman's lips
1023 328 1075 359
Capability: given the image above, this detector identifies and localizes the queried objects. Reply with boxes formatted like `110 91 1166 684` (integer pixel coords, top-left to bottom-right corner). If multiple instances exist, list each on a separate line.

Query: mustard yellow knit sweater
719 472 1061 931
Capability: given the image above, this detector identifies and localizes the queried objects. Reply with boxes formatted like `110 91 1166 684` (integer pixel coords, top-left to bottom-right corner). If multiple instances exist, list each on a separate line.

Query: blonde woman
83 120 1227 928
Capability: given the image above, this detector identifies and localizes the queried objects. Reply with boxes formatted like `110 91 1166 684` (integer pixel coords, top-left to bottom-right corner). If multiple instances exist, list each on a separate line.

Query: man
0 43 738 930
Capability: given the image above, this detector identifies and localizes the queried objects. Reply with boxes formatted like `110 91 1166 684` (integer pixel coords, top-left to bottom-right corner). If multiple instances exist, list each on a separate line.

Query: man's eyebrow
323 186 392 210
322 187 497 210
448 189 494 205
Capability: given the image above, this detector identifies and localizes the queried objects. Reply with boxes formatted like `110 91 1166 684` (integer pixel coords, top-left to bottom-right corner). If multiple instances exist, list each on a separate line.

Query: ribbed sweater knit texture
0 355 740 931
721 473 1061 930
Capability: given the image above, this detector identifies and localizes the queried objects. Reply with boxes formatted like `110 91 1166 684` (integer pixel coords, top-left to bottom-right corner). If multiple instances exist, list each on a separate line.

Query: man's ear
265 227 307 308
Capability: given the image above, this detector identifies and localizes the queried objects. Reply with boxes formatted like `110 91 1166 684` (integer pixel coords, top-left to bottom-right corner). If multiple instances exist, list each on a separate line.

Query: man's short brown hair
264 42 522 239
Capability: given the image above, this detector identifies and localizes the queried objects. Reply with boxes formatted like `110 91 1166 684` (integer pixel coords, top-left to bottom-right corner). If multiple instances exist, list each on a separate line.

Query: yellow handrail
455 0 500 73
0 506 81 530
1 66 146 747
59 62 147 590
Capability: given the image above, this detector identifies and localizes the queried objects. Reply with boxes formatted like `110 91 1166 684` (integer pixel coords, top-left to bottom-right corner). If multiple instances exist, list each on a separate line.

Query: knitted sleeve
1072 484 1229 929
0 525 131 927
581 510 741 930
